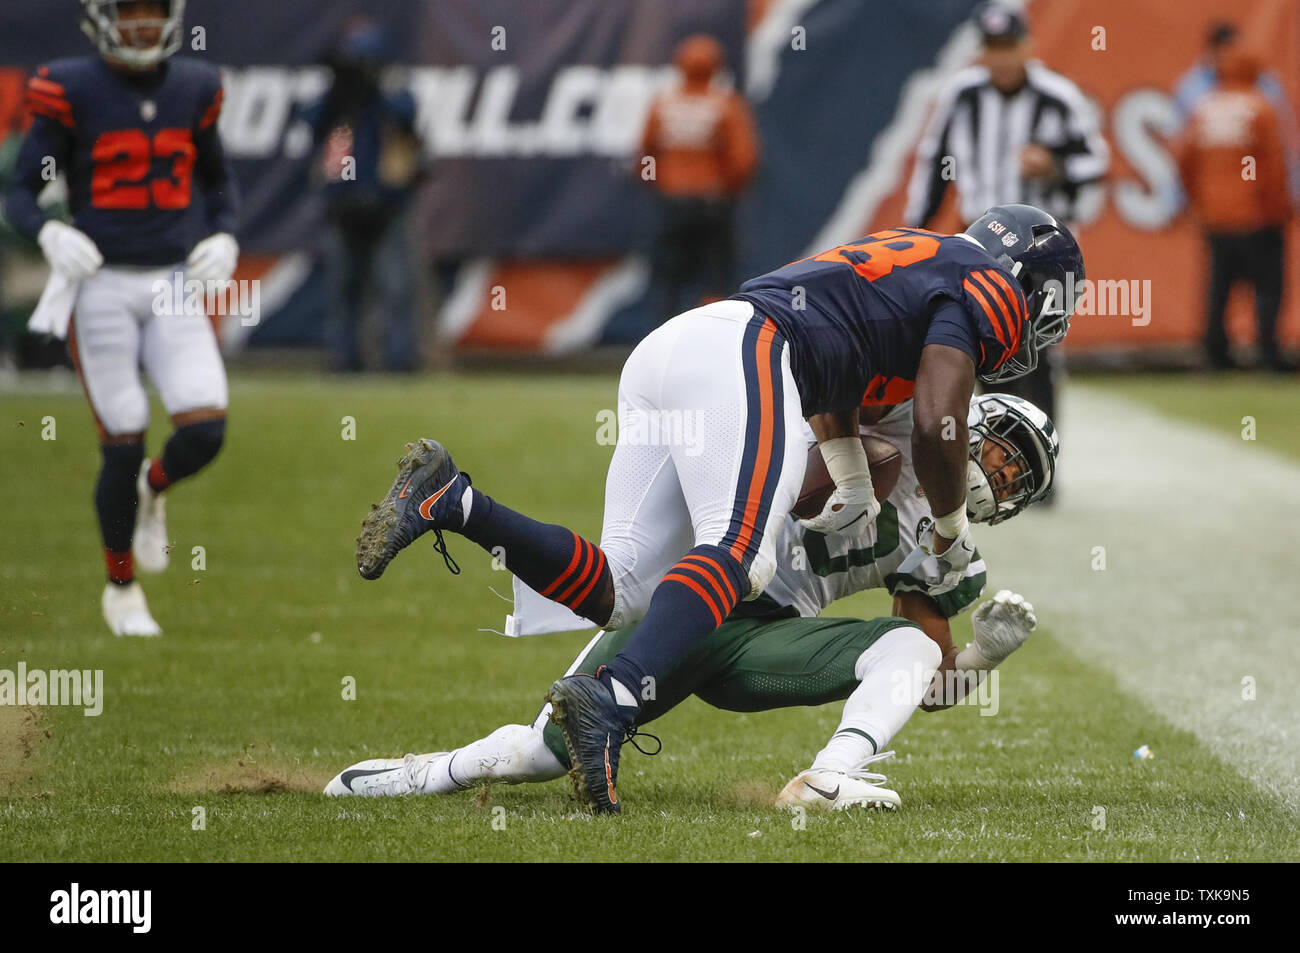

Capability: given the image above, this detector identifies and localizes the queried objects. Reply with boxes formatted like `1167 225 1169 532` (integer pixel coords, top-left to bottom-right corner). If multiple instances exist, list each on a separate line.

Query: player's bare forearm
894 590 953 655
911 343 975 523
808 407 860 442
919 646 987 711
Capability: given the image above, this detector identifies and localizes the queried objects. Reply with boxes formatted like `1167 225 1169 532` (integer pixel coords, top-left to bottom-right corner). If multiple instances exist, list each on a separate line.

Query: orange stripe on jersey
26 90 74 127
662 572 724 628
28 76 68 99
971 270 1014 347
962 278 1009 351
983 269 1026 354
200 87 224 130
681 554 739 605
728 319 778 564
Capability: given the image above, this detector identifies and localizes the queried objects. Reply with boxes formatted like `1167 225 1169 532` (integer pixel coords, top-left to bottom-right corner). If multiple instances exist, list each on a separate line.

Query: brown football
792 432 904 519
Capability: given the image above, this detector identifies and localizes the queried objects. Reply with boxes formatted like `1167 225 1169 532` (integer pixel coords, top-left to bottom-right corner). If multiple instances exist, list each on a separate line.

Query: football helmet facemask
81 0 186 70
965 392 1058 525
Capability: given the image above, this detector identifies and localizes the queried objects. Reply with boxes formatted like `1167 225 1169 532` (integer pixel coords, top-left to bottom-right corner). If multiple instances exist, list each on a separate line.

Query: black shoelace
623 726 662 757
431 529 460 575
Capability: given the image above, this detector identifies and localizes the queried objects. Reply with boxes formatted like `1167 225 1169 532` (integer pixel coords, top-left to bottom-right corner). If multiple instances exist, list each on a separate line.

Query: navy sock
463 491 613 625
96 441 144 582
603 544 749 706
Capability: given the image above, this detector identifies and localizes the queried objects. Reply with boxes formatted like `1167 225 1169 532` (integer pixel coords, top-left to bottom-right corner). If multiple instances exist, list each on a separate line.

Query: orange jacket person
1176 49 1295 371
640 35 759 319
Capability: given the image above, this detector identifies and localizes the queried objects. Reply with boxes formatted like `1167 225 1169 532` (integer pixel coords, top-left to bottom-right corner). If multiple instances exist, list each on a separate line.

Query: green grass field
1 370 1297 861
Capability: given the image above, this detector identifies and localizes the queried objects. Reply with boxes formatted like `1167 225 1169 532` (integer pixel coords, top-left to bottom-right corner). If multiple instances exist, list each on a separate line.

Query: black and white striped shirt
905 60 1110 227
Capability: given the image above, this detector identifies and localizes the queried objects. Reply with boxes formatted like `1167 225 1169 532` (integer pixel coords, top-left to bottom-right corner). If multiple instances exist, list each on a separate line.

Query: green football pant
539 614 916 766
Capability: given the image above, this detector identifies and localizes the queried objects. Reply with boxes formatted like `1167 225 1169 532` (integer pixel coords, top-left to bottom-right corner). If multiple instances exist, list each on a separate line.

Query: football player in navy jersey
352 203 1083 813
4 1 239 636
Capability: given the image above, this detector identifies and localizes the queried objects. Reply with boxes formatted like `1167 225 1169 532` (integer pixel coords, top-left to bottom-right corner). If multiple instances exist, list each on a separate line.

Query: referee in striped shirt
905 3 1108 437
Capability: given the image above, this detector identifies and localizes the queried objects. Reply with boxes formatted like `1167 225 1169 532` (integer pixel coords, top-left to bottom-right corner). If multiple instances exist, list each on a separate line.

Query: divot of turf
169 758 328 795
0 706 47 792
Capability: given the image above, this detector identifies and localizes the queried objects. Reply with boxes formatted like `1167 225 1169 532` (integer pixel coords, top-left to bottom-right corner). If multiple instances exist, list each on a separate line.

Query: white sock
810 626 941 774
422 724 565 794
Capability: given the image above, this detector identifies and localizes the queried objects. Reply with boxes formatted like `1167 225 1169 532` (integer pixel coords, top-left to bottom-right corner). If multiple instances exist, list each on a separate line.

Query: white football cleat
134 460 169 573
775 751 901 812
324 752 449 797
101 582 162 637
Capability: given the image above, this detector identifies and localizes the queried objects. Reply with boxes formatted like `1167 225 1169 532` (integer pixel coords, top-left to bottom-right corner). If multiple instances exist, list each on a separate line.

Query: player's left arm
188 74 240 282
893 590 960 711
901 588 1037 712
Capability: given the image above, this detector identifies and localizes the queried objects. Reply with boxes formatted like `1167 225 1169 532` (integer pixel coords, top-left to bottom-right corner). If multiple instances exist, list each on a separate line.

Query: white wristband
933 504 968 539
819 436 872 488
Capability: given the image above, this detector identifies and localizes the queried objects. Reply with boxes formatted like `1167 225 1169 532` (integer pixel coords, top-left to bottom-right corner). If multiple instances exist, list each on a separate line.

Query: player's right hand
38 221 103 282
799 482 881 535
917 522 976 595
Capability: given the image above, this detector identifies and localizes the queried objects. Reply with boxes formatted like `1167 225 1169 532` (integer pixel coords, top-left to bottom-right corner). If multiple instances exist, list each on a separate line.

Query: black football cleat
546 673 632 815
356 438 470 580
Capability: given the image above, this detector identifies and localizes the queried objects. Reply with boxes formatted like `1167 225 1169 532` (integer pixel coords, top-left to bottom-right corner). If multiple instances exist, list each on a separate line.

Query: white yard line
978 384 1300 812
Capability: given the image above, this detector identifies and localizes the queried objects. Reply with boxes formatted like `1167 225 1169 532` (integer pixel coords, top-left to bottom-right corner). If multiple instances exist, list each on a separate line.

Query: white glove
969 589 1037 667
186 232 239 284
799 435 881 534
800 482 881 534
917 521 976 595
37 221 103 282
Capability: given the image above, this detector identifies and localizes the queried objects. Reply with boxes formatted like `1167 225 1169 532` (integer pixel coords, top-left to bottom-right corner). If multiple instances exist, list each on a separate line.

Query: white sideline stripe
978 385 1300 812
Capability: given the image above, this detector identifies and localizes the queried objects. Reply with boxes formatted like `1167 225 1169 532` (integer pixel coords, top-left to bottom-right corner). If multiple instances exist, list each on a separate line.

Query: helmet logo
915 516 934 543
986 219 1020 246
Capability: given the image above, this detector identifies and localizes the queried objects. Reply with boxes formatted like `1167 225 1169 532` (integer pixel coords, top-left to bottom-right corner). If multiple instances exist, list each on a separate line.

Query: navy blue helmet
964 204 1085 383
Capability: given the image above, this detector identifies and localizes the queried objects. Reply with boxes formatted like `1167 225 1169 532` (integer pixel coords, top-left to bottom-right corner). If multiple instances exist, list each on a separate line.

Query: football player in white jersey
326 394 1053 811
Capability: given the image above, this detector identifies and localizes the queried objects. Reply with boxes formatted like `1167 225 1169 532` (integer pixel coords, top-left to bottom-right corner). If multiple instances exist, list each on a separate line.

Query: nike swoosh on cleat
604 733 618 805
805 781 840 801
398 478 413 499
339 766 401 791
418 475 459 520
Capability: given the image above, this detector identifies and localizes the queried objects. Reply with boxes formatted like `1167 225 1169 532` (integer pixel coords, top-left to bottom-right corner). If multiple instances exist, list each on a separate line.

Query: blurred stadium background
1 0 1296 368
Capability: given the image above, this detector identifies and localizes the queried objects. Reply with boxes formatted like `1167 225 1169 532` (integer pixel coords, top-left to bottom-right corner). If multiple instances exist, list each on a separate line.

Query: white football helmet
80 0 186 70
965 393 1058 524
